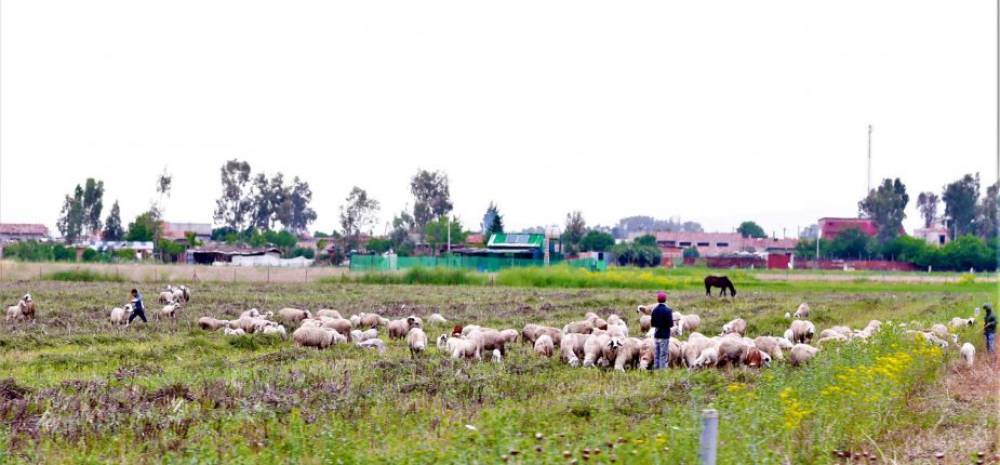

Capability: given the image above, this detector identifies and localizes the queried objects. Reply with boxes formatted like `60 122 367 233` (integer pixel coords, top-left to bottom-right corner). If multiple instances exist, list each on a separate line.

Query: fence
349 255 604 273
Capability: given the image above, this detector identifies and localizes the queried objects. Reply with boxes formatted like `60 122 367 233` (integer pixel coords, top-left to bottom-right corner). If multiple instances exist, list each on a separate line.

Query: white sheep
560 333 588 367
223 327 246 336
5 301 26 323
388 316 423 339
930 324 950 340
950 317 975 329
292 326 336 349
109 304 134 326
262 324 287 337
753 336 785 361
794 303 810 319
158 303 183 320
239 308 262 319
639 315 652 333
278 308 313 324
498 329 519 344
357 338 386 352
679 314 701 334
790 344 820 366
692 346 720 369
447 336 481 360
315 309 343 319
612 338 642 371
534 334 555 357
721 318 747 336
427 313 448 324
406 327 428 357
582 333 611 368
198 317 229 331
959 343 975 368
352 328 378 342
563 319 595 335
789 320 816 344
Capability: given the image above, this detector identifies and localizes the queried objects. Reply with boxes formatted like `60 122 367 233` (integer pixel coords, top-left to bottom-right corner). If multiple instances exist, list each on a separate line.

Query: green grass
0 279 990 464
41 269 126 282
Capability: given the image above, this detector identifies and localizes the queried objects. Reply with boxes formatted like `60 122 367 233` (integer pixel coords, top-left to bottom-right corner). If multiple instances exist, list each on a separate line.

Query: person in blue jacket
650 291 673 370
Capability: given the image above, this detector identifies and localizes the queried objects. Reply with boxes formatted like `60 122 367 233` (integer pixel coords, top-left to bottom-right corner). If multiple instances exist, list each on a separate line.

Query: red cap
656 291 667 303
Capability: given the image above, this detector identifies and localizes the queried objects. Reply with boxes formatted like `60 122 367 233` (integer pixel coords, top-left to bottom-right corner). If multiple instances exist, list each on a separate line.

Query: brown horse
704 276 736 297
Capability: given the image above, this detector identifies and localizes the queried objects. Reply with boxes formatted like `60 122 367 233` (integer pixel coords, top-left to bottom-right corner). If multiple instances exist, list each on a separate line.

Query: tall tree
56 185 85 243
481 202 504 238
339 187 380 251
82 178 104 235
410 169 453 228
580 230 615 252
916 192 939 228
248 173 281 230
977 181 999 239
213 159 253 231
125 211 159 242
737 221 767 239
562 211 587 254
283 177 317 233
858 178 909 243
424 216 466 255
102 201 124 241
942 173 980 239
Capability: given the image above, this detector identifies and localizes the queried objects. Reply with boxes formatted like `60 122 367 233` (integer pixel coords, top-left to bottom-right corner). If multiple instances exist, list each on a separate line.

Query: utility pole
866 124 873 194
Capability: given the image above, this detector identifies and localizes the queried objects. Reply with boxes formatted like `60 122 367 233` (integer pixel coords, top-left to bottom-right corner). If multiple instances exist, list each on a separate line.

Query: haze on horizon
1 1 996 238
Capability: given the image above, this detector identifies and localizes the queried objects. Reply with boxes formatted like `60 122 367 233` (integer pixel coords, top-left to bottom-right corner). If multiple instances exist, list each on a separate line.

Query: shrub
81 249 99 262
682 246 700 258
53 245 75 262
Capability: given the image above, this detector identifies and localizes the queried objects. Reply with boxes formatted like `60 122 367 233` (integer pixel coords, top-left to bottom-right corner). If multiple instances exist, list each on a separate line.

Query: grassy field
0 275 994 464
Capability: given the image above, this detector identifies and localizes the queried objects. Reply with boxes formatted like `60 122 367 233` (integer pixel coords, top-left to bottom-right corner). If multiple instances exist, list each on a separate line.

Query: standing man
651 291 673 370
128 288 148 325
984 304 996 355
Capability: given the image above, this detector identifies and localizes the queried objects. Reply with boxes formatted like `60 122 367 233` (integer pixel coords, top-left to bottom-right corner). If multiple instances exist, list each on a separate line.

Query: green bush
682 246 700 258
1 241 54 261
81 249 99 262
53 245 75 261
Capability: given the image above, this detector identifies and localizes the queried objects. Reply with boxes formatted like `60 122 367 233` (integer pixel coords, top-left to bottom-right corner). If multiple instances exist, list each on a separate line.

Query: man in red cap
650 291 673 369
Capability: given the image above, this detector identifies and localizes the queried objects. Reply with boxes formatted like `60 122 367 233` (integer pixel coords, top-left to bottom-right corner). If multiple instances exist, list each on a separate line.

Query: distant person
984 304 996 355
128 288 148 325
650 291 673 370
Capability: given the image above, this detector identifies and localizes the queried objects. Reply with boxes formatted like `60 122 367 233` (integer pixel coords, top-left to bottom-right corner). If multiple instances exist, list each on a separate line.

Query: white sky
1 1 997 238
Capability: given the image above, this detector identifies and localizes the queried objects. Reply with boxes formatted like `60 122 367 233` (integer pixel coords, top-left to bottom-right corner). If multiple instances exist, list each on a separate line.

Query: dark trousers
128 309 147 324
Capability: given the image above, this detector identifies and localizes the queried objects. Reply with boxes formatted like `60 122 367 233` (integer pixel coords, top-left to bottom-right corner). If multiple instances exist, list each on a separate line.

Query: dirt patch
889 355 999 464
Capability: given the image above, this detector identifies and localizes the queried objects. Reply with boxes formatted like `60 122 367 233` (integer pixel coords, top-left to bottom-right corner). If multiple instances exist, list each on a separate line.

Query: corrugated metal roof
189 245 281 256
487 233 544 248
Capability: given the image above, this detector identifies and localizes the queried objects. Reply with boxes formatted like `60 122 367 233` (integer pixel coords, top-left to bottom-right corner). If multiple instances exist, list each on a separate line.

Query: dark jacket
985 312 996 335
651 303 673 339
131 292 145 313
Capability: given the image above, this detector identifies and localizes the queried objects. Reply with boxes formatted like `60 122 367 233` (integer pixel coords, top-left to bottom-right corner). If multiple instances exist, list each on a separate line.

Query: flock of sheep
189 298 981 372
5 286 980 371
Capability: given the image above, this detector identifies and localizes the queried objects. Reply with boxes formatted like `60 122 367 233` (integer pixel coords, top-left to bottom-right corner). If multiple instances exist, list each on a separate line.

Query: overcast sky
1 1 997 238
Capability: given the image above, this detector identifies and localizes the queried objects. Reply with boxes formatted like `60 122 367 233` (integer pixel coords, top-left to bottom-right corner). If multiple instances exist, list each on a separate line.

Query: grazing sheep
920 332 950 349
950 317 975 329
521 324 541 344
466 328 510 358
533 334 555 357
606 314 625 327
239 308 262 319
427 313 448 324
582 333 611 368
636 305 654 316
320 317 354 341
406 327 428 358
716 335 750 368
589 317 609 331
959 343 975 368
721 318 747 336
349 314 361 327
669 339 686 367
818 334 849 345
692 346 720 369
790 344 820 366
789 320 816 344
753 336 785 361
198 317 229 331
356 313 385 329
6 301 26 323
560 333 588 367
352 328 378 342
819 327 851 340
158 303 183 320
447 336 481 360
607 324 629 339
357 338 386 352
262 324 287 337
491 349 503 363
930 324 950 340
531 326 562 347
292 326 336 349
612 337 642 371
461 324 483 337
498 329 519 344
388 316 423 339
776 337 794 350
315 309 342 319
278 308 312 324
19 294 35 320
563 319 595 335
794 303 810 319
639 315 652 333
783 328 794 342
743 347 766 368
637 338 655 369
683 333 713 367
109 304 134 326
679 314 701 334
223 327 246 336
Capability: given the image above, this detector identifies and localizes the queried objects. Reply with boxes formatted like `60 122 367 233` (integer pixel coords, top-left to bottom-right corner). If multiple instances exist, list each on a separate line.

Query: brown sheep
563 319 595 335
639 315 652 333
198 317 229 331
19 294 36 321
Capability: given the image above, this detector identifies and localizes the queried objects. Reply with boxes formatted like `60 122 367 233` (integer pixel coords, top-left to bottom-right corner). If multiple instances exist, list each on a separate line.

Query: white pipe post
699 409 718 465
